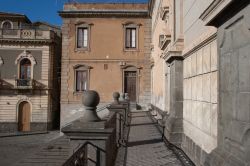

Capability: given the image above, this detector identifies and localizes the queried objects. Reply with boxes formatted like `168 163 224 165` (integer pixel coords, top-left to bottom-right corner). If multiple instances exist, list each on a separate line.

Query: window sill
123 48 139 52
73 91 84 95
74 48 90 53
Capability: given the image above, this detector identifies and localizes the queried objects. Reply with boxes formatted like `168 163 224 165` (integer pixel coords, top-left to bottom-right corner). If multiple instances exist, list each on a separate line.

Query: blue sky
0 0 148 26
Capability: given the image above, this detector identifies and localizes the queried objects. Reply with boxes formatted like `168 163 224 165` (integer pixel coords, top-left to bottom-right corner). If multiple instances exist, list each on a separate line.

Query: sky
0 0 148 26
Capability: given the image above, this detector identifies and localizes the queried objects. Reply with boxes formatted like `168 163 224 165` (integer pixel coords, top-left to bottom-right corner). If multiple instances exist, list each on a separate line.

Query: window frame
73 65 91 94
75 23 91 52
19 58 32 80
123 23 140 51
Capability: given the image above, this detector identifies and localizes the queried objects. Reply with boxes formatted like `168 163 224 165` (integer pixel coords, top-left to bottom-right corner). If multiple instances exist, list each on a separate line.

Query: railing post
96 148 101 166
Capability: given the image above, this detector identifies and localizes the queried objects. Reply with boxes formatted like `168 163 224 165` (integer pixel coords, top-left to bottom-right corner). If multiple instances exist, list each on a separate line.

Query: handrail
82 141 106 153
63 141 106 166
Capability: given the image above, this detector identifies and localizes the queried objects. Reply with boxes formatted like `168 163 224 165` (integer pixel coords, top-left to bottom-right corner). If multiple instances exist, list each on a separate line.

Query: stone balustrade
0 29 54 40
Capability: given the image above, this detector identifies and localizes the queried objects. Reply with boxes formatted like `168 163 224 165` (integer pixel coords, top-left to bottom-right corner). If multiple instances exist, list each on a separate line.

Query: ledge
200 0 249 27
59 10 149 18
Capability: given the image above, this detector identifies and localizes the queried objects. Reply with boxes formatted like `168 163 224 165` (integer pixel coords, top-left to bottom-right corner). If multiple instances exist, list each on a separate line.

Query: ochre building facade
59 3 151 126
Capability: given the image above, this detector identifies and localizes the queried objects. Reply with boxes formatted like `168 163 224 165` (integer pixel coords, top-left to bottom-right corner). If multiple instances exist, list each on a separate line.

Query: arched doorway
18 101 31 131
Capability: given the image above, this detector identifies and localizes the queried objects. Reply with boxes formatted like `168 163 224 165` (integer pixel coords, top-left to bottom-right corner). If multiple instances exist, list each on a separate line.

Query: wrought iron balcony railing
15 79 34 89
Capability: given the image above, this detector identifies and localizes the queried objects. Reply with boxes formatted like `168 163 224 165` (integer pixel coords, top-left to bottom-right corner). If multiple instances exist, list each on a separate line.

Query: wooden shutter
77 28 83 48
126 28 131 48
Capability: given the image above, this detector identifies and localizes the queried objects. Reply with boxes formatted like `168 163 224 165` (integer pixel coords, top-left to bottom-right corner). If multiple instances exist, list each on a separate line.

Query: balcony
15 79 34 89
160 6 169 21
0 29 54 40
159 34 171 50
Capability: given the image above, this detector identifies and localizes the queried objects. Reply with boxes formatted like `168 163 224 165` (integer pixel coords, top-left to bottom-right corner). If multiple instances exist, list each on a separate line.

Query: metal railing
15 79 34 89
63 141 106 166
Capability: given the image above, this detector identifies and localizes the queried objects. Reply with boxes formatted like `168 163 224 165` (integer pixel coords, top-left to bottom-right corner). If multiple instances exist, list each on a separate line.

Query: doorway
18 101 31 131
124 71 137 102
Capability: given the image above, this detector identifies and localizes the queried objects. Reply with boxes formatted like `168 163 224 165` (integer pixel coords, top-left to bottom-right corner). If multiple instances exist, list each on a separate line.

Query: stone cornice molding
0 38 53 45
200 0 249 27
199 0 233 25
59 10 149 18
15 50 37 65
73 64 92 69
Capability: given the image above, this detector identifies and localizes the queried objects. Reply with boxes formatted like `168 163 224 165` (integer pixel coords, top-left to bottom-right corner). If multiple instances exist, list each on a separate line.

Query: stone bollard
82 90 101 122
113 92 120 104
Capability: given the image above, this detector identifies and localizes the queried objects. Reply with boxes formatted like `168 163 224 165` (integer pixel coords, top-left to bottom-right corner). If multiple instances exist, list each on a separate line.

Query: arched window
2 21 12 29
20 59 31 80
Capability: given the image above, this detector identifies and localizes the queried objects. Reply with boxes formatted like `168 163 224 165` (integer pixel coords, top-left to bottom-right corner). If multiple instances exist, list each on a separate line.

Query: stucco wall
151 0 169 111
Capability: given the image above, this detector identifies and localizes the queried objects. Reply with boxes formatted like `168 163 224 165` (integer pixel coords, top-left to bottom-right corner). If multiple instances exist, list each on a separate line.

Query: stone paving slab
115 110 183 166
0 131 61 166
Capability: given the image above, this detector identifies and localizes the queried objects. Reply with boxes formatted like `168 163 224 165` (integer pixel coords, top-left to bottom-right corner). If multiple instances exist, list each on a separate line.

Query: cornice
200 0 249 27
59 10 149 18
0 38 54 45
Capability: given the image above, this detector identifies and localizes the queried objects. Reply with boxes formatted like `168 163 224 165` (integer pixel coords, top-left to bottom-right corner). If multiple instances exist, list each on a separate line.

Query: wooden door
124 71 137 102
18 102 30 131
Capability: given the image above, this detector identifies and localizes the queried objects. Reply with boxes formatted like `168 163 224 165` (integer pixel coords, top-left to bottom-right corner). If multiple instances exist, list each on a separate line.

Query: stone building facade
59 3 151 127
150 0 250 166
0 12 61 132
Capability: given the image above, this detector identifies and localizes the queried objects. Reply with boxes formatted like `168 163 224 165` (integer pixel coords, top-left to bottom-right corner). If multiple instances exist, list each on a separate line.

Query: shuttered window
125 28 136 49
77 27 88 48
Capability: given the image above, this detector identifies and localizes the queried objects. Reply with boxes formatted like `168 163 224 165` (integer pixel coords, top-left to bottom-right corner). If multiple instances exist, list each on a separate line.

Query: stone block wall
182 38 218 164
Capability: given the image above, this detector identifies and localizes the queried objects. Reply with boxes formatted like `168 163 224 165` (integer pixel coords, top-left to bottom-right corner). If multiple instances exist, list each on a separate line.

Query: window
76 70 88 91
125 28 136 49
2 21 12 29
74 65 91 92
77 27 88 49
20 59 31 80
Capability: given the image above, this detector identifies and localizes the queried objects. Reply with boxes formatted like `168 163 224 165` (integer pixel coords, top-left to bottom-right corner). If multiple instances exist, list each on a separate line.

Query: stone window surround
123 22 141 52
75 22 93 52
1 20 13 29
15 50 37 80
73 64 92 95
121 64 142 102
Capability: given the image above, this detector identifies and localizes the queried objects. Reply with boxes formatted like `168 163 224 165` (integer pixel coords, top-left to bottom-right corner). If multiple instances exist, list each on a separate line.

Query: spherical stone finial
113 92 120 104
82 90 100 108
82 90 101 122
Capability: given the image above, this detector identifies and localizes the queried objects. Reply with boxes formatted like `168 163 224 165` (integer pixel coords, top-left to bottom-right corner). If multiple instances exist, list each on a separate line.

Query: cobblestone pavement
115 110 183 166
0 131 61 166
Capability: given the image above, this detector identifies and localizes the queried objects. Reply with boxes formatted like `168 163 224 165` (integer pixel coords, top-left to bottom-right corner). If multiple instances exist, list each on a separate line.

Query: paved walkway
0 131 61 166
115 110 183 166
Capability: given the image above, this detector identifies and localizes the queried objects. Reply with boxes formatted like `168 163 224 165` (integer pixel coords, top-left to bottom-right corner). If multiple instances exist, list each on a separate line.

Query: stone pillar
61 90 117 166
164 56 183 147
